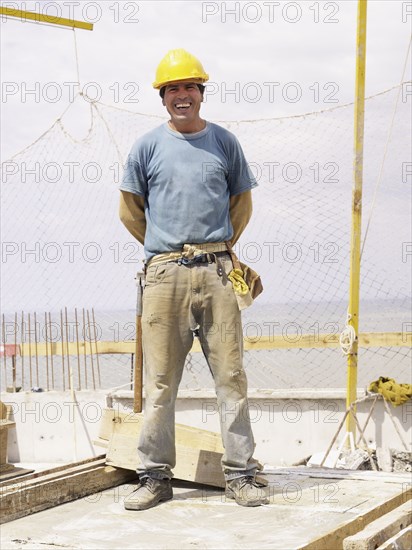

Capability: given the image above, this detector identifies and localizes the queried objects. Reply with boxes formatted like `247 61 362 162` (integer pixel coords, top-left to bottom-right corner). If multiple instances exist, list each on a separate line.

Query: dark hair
159 83 205 99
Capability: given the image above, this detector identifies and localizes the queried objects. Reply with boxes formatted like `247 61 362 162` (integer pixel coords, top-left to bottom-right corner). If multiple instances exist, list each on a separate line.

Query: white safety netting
1 84 411 391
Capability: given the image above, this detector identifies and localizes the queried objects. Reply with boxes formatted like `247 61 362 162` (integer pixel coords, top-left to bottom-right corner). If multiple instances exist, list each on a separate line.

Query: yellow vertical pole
346 0 368 440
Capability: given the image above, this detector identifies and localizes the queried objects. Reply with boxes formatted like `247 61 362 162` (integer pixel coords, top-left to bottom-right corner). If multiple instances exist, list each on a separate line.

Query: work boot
124 477 173 511
225 475 270 507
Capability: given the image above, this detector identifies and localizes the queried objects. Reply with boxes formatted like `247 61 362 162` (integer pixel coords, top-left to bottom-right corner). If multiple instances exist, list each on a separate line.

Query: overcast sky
1 0 411 160
0 0 410 316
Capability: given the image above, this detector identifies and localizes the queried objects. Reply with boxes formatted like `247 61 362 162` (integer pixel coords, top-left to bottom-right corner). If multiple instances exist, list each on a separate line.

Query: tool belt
225 241 263 310
145 242 228 268
175 251 229 277
146 241 263 310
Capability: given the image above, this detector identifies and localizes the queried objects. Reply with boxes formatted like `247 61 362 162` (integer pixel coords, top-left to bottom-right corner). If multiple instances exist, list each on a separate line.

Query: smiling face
162 79 205 133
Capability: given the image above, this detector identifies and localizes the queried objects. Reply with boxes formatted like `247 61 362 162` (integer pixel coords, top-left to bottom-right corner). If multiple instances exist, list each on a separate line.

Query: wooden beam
301 493 411 550
0 401 25 480
18 331 412 357
376 526 412 550
102 408 226 488
267 467 412 484
342 500 411 549
0 6 93 30
0 456 137 524
242 332 412 351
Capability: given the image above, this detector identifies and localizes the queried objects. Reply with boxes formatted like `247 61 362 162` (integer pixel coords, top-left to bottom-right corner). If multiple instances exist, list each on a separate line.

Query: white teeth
176 103 190 108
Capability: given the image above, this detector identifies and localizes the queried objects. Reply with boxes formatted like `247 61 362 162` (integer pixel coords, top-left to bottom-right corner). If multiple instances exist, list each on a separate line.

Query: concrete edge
110 388 369 400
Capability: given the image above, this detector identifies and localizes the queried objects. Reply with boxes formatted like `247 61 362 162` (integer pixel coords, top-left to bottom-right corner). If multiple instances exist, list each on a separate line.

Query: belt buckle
177 255 202 266
177 253 214 266
194 254 207 264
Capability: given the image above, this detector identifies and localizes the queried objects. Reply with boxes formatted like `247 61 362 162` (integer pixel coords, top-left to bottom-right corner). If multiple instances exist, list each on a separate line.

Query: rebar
75 308 81 390
60 310 65 391
92 308 101 388
34 311 39 387
87 309 96 390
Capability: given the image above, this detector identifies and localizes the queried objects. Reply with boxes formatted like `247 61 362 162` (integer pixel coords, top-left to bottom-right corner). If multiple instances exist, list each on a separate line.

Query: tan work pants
137 252 259 480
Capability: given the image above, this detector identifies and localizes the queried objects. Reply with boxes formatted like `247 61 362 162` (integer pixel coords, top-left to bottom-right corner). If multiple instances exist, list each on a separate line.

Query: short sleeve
119 154 147 196
226 135 258 196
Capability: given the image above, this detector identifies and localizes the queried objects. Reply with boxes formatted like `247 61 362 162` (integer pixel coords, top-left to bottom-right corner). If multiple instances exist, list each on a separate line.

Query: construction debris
338 448 378 471
392 450 412 473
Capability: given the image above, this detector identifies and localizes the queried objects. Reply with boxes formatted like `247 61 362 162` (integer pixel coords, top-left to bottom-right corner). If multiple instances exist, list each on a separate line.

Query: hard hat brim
152 75 209 90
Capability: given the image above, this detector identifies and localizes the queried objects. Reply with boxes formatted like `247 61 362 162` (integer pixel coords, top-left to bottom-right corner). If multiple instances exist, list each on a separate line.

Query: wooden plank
97 407 119 441
376 525 412 550
104 408 225 488
0 6 93 30
266 467 412 484
0 457 138 524
0 420 15 428
102 408 225 452
242 332 412 350
301 493 412 550
1 457 109 495
20 340 136 357
0 467 34 482
18 331 412 357
343 501 412 550
0 455 106 488
0 401 17 473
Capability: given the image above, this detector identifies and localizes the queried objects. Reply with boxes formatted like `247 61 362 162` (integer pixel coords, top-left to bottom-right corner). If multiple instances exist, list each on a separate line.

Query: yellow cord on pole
346 0 368 443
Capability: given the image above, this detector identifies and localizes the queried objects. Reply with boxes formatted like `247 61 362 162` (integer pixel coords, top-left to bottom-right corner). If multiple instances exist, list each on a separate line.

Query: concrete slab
1 469 410 550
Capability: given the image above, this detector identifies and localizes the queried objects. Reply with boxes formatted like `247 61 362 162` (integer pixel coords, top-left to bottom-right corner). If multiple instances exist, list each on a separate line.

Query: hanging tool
133 272 144 413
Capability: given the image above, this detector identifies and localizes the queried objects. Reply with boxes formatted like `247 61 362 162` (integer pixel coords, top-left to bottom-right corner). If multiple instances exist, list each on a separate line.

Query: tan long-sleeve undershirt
119 189 252 247
119 191 146 245
229 190 252 245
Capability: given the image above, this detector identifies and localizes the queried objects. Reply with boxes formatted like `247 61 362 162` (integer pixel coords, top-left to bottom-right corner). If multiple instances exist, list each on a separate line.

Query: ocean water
1 298 410 393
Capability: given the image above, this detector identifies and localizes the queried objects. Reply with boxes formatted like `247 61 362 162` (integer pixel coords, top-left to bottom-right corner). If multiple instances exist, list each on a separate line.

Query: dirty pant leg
137 262 193 479
198 258 260 478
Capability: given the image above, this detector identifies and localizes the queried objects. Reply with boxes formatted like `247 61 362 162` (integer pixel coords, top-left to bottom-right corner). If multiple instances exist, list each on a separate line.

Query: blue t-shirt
120 121 257 261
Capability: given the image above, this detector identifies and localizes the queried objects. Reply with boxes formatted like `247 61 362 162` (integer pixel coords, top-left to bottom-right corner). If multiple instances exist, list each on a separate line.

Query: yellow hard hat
152 49 209 89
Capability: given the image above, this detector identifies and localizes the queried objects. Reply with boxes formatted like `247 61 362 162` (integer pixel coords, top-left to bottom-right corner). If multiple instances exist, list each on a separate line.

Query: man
119 49 268 510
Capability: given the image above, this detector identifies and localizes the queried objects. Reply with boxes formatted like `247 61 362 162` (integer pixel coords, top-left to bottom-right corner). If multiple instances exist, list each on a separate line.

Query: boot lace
237 476 265 489
140 476 157 492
